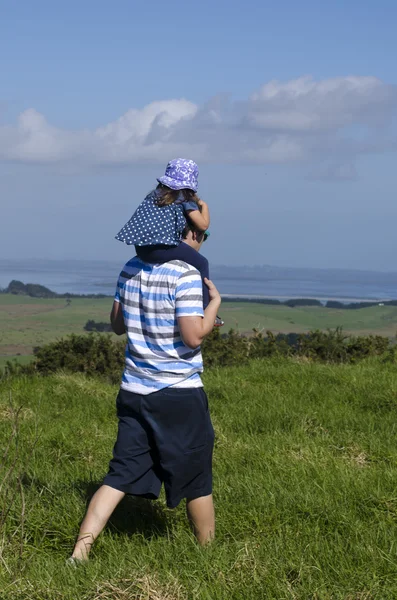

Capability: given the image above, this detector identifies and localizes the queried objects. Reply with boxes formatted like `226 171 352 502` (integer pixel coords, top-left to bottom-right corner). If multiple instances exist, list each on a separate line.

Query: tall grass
1 359 397 598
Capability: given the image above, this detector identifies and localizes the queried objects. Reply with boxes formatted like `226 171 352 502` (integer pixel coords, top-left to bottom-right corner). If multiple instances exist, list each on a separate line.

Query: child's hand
197 198 207 208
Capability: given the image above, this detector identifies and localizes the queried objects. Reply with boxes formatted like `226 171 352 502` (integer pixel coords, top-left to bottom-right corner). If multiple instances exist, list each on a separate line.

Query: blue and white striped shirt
115 257 204 395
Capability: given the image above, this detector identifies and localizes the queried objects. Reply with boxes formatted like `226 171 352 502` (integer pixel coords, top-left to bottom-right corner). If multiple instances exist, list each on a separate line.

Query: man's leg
186 494 215 545
72 485 125 560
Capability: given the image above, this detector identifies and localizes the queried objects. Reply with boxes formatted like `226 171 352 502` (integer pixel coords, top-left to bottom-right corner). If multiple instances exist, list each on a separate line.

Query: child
115 158 224 325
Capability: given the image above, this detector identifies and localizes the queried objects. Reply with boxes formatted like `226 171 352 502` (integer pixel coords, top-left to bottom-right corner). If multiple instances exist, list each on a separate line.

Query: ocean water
0 259 396 302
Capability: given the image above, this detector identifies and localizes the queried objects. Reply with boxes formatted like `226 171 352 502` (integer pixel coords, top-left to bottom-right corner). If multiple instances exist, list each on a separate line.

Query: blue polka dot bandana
115 190 187 246
157 158 199 192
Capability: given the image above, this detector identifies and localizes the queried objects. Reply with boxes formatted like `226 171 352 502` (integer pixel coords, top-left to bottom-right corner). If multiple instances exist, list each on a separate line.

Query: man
70 225 221 561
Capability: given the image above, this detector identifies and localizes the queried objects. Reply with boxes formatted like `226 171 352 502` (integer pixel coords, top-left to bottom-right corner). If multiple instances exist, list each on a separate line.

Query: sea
1 259 396 303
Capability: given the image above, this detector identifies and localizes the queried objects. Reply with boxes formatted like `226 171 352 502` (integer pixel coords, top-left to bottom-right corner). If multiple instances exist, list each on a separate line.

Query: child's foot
214 316 224 327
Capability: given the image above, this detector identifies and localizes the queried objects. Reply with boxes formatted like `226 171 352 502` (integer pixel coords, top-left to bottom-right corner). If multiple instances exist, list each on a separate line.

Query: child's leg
136 243 210 308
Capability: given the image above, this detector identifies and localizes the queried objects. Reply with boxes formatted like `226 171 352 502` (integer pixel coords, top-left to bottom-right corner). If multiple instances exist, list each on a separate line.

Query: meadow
1 293 397 367
1 358 397 599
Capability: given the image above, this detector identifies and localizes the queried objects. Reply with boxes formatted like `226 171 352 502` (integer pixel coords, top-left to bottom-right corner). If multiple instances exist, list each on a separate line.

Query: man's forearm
177 279 222 348
198 299 220 342
110 303 126 335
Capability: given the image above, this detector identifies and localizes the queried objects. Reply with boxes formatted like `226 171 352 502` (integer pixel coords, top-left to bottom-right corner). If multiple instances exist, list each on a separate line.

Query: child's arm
187 200 210 231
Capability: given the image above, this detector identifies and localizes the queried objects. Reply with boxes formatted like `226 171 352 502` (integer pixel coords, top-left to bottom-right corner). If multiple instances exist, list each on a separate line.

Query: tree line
0 280 109 299
3 280 396 309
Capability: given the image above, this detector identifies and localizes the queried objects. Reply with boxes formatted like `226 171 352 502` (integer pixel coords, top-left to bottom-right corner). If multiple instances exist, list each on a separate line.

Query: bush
1 328 393 383
284 298 322 307
382 345 397 364
296 328 389 363
221 297 323 307
326 299 397 310
296 328 350 363
84 319 112 332
248 330 292 360
221 297 282 305
1 334 125 383
32 334 125 382
201 328 250 367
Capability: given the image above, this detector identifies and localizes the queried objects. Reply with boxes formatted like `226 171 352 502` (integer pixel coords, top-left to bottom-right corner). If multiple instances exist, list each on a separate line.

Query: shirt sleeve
114 269 124 303
175 269 204 317
182 200 200 214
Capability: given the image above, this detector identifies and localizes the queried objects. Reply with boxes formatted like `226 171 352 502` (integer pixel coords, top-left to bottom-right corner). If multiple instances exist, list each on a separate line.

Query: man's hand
204 278 221 306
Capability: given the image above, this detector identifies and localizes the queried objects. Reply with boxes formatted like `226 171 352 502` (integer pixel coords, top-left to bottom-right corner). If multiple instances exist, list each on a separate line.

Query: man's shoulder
158 260 201 280
120 256 144 276
119 258 200 280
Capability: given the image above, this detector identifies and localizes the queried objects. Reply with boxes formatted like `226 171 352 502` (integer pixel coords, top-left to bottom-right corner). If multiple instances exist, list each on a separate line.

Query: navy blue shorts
103 386 214 509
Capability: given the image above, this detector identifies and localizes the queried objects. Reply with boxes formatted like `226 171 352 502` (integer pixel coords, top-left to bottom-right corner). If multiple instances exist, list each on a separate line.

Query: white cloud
248 76 395 131
0 76 396 176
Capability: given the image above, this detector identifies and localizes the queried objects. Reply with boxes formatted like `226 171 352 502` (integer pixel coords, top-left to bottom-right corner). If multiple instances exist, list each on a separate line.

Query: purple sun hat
157 158 199 192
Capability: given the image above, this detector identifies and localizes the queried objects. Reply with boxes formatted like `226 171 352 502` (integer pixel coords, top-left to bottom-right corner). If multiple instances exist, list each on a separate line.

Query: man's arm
110 300 126 335
178 278 221 348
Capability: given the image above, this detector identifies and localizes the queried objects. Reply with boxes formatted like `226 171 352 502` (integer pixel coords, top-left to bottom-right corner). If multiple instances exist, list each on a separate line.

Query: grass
0 355 33 370
222 302 397 336
1 359 397 598
1 294 397 364
0 295 116 360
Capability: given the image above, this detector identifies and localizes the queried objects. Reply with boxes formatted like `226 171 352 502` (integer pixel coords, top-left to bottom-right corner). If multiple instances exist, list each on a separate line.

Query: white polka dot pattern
115 190 187 246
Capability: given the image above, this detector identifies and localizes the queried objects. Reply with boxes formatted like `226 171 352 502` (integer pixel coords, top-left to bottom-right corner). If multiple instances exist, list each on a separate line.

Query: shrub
344 334 389 361
0 328 393 383
326 299 397 310
284 298 322 307
1 334 124 383
201 328 250 367
248 330 292 359
32 333 125 382
84 319 112 332
221 297 282 305
296 328 389 364
296 328 350 363
382 346 397 364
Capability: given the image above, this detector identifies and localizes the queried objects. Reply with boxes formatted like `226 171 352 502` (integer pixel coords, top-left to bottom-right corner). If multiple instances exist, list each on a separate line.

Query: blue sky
1 0 397 270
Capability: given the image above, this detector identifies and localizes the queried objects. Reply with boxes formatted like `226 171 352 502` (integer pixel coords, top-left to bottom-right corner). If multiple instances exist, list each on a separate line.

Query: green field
0 294 117 366
2 359 397 598
1 293 397 367
221 301 397 336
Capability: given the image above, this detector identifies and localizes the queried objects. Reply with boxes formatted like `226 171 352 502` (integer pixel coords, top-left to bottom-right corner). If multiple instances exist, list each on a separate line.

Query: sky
1 0 397 271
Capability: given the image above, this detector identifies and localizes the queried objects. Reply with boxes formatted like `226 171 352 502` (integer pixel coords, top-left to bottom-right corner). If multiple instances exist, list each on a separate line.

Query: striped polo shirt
115 257 204 395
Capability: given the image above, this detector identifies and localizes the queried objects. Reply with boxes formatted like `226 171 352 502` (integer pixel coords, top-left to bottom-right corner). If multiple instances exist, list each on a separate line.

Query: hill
1 293 397 368
1 359 397 598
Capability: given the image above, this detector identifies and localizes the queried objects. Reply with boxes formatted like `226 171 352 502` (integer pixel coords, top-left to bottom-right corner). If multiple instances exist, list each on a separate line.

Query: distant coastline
2 280 396 310
1 258 397 303
221 293 389 304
